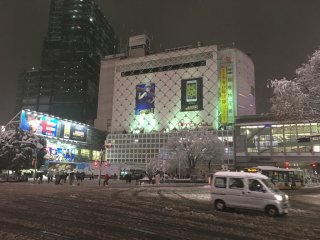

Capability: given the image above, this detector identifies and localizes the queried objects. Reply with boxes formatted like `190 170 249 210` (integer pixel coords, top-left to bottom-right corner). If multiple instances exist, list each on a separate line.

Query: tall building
95 35 255 134
17 0 118 124
94 36 255 169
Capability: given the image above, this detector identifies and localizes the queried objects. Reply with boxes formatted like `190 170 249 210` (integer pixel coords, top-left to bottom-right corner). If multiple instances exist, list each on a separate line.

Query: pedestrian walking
47 171 52 184
38 172 43 184
69 171 75 185
103 173 110 186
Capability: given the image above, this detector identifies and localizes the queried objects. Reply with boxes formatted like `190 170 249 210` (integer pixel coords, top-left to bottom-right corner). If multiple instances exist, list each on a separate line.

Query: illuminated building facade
95 37 255 169
95 38 255 134
17 0 118 124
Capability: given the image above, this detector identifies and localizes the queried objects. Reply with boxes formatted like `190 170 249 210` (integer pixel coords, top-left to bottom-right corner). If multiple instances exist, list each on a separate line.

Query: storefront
234 115 320 174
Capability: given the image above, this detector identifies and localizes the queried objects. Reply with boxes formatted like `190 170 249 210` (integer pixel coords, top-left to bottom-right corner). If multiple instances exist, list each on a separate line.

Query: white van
211 171 289 217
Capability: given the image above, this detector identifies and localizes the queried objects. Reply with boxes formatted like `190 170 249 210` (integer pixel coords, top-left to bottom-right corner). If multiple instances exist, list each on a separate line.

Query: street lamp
178 153 181 179
32 147 38 184
98 149 104 186
98 142 111 186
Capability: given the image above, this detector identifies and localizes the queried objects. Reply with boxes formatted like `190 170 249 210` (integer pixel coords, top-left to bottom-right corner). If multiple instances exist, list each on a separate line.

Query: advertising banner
135 82 155 115
60 121 87 142
20 110 58 137
181 78 203 111
20 110 88 142
227 65 234 123
219 67 228 125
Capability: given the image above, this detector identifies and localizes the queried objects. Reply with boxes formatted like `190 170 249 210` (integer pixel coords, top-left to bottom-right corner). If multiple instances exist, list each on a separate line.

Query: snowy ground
0 180 320 240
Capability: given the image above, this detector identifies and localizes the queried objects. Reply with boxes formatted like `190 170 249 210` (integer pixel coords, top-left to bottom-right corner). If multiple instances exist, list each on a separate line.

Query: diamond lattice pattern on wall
112 46 219 133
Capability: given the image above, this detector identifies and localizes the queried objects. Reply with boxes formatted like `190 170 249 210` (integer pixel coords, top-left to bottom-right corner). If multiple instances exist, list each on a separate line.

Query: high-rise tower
17 0 118 124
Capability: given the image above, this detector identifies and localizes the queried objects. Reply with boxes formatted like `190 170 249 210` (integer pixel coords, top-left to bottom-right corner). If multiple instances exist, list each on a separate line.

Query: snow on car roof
214 171 268 179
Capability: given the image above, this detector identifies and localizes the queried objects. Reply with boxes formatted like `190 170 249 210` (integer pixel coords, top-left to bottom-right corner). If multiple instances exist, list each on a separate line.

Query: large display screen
135 82 155 115
60 121 87 142
20 110 88 142
20 110 58 137
181 78 203 111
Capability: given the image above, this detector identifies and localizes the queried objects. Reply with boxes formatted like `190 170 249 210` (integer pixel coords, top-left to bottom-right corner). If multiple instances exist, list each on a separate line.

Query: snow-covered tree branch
163 130 225 175
268 49 320 121
0 128 47 171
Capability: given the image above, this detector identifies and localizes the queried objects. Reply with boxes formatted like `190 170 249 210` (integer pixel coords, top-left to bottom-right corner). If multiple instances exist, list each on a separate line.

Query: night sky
1 0 320 125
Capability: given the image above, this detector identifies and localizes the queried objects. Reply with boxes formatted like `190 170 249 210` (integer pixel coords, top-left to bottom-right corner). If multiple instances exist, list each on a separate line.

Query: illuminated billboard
20 110 58 137
219 67 228 125
219 65 234 127
60 122 88 142
135 82 155 115
46 140 76 162
181 78 203 111
20 110 88 142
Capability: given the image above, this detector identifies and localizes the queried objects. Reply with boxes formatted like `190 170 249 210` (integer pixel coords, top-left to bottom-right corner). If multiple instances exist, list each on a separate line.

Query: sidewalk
304 182 320 189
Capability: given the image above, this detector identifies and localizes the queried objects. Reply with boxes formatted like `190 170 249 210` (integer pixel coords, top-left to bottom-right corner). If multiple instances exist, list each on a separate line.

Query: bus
244 166 304 190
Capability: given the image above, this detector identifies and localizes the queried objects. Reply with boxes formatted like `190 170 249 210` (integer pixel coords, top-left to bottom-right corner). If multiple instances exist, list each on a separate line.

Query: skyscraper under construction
17 0 118 124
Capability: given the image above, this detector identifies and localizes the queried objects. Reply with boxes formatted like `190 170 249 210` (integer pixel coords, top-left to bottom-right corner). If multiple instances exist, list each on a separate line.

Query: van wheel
265 206 278 217
215 200 226 211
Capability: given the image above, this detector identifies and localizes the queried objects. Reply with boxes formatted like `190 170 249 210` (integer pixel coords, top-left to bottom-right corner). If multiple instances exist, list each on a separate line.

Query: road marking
128 227 156 235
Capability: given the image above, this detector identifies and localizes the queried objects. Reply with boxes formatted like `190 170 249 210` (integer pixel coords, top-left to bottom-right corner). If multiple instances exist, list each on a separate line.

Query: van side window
229 178 244 189
248 179 263 192
214 177 226 188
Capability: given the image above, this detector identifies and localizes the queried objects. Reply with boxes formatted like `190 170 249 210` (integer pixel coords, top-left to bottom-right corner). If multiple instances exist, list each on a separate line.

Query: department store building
94 35 255 170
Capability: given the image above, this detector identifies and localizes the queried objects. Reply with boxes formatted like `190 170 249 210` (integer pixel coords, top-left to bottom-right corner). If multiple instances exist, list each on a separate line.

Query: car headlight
275 194 283 201
284 194 289 201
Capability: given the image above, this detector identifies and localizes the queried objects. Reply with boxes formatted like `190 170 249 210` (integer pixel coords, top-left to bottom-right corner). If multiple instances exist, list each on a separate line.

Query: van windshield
262 178 281 193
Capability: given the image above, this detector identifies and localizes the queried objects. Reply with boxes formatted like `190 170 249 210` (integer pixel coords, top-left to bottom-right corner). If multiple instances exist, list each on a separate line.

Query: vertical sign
220 67 228 125
227 65 234 123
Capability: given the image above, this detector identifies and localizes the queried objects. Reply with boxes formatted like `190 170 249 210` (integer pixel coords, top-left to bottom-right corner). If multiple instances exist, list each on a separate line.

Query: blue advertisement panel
20 110 58 137
135 82 155 115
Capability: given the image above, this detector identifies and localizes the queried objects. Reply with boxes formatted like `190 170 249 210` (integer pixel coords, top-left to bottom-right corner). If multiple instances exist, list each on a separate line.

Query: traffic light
94 161 98 168
106 143 112 149
311 163 317 168
284 161 289 169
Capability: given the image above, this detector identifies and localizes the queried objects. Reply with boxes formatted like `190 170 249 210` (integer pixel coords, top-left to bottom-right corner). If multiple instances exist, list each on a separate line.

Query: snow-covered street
0 181 320 240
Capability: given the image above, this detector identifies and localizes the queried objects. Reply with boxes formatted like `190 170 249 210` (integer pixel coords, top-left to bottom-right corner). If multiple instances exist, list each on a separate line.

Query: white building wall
235 49 256 115
111 46 219 133
96 44 256 133
94 56 118 132
218 48 256 120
